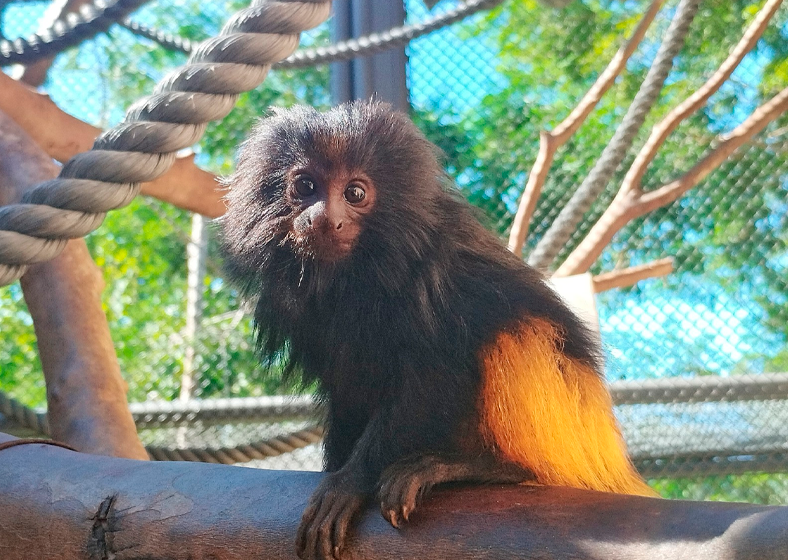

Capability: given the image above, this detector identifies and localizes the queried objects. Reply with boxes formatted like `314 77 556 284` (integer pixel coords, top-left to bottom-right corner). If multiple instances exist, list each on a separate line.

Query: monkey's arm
296 398 413 560
295 412 384 559
296 374 484 560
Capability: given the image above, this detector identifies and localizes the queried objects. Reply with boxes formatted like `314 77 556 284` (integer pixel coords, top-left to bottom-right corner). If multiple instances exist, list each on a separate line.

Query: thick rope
145 425 324 463
0 0 331 286
5 374 788 467
0 391 49 435
129 395 318 428
3 0 504 68
280 0 505 68
120 0 506 68
0 0 152 65
527 0 702 270
118 18 195 55
5 374 788 435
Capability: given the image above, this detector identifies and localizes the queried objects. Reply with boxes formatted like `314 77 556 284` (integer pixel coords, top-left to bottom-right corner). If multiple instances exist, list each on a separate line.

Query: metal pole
330 0 409 110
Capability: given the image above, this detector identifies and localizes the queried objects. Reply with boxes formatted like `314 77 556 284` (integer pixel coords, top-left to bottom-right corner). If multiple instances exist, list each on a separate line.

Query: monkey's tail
479 319 656 497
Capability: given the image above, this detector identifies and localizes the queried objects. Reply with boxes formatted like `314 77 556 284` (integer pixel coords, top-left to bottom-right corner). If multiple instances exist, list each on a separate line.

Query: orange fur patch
479 319 656 496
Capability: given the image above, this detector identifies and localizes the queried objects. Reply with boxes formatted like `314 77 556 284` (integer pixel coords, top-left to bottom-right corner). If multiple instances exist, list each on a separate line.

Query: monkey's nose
335 221 343 231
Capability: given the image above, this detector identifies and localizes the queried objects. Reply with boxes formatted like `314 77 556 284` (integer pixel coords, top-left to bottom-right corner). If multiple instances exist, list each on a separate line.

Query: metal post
330 0 409 111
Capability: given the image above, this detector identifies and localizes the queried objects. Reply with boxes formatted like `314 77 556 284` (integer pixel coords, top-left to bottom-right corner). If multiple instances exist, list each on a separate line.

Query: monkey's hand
377 455 447 528
296 471 371 560
379 454 531 529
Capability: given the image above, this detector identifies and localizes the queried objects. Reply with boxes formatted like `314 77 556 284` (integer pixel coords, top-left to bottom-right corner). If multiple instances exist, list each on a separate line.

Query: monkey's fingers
296 495 324 559
378 470 431 529
331 494 364 559
296 489 365 560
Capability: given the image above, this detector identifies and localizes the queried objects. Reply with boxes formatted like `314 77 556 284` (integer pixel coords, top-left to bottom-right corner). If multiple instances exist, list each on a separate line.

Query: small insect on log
220 100 654 560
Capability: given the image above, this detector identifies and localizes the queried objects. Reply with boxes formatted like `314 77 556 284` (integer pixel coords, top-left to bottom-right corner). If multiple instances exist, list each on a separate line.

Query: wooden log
0 433 786 559
0 109 147 459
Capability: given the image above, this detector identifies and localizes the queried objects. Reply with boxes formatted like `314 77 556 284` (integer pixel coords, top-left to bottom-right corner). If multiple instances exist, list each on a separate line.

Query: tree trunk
0 110 147 459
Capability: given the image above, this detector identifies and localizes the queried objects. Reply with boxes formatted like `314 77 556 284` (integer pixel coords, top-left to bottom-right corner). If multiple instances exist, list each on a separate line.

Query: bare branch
592 258 673 293
507 132 556 253
621 0 783 198
507 0 665 254
528 0 702 270
0 73 225 217
557 85 788 277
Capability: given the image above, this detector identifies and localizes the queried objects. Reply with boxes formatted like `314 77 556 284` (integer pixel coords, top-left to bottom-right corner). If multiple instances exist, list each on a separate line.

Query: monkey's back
425 199 653 496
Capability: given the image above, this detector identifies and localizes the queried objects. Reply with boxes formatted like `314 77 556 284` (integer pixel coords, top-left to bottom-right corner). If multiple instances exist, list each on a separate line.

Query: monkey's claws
378 457 440 530
296 474 368 560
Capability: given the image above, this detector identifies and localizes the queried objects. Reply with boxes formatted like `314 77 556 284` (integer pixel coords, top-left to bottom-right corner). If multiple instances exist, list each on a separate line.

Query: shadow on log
1 434 786 559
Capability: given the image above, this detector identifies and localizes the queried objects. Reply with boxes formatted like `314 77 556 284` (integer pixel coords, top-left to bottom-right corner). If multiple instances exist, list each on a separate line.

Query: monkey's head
221 100 447 295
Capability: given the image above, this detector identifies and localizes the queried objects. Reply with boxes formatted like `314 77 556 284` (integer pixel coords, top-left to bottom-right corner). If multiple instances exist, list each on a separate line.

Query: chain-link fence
1 0 787 504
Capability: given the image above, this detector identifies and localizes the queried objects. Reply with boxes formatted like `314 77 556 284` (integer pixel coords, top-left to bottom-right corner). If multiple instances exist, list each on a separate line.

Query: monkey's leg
378 454 530 528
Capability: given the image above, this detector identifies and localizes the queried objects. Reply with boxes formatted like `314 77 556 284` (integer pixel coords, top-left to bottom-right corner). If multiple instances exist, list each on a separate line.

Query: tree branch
0 73 225 217
0 110 147 459
592 257 674 293
557 85 788 277
621 0 783 200
507 0 665 254
2 439 788 559
528 0 702 270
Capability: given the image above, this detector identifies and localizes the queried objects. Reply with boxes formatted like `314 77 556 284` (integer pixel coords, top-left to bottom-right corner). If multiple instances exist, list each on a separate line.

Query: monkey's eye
344 183 366 205
294 176 316 197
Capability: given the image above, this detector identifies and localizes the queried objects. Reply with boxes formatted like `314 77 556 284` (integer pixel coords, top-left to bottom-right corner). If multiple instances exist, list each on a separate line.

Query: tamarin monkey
220 100 654 560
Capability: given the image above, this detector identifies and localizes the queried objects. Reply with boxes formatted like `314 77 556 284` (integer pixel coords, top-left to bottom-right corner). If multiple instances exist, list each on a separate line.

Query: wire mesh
1 0 786 504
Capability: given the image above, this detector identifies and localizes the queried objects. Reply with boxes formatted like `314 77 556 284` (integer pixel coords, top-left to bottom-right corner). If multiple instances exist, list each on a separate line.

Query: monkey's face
284 166 376 262
221 101 445 292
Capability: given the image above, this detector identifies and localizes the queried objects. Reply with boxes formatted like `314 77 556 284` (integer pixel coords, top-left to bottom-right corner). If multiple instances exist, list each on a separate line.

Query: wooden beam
0 73 225 218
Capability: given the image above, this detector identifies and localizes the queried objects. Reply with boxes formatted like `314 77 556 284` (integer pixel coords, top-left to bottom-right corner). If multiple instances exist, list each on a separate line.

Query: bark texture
0 435 786 560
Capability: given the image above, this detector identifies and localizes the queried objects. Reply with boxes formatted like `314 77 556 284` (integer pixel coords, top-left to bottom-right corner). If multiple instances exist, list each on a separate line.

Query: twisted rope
6 374 788 468
527 0 702 270
121 0 506 68
0 0 331 286
118 18 195 54
635 450 788 478
5 373 788 435
0 391 49 435
129 394 318 428
610 373 788 406
280 0 505 68
0 0 152 65
145 425 324 463
3 0 504 68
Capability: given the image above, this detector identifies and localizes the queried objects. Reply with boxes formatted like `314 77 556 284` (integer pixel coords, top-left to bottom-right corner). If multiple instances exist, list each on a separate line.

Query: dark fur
220 101 601 558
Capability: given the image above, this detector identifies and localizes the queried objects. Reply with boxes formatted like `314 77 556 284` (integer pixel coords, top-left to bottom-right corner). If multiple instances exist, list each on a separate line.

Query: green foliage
650 473 788 504
0 285 45 406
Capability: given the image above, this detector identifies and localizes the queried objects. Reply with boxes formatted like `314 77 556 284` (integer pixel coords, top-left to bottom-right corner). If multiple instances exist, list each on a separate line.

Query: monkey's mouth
290 231 355 263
